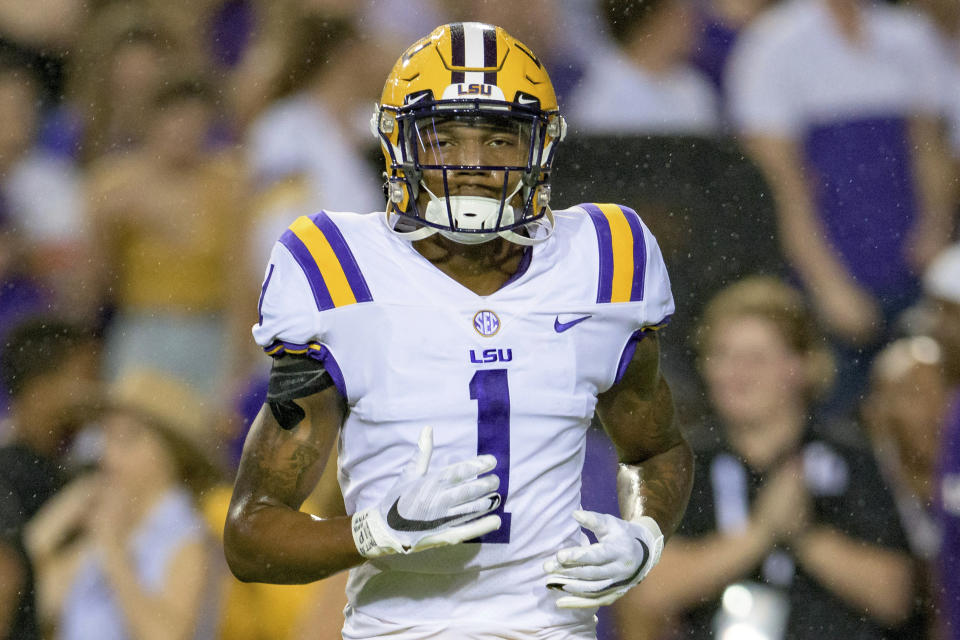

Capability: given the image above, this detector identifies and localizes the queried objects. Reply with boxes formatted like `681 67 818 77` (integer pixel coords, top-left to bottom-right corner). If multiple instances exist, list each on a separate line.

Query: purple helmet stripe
450 23 465 84
279 229 335 311
310 212 373 303
619 205 647 302
483 26 497 85
582 203 615 303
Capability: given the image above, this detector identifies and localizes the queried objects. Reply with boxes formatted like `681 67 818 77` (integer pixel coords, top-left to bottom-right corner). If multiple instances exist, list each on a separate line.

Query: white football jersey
253 204 674 639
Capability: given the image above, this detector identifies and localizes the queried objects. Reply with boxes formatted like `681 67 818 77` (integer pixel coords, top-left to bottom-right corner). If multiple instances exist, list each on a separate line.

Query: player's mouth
447 182 505 198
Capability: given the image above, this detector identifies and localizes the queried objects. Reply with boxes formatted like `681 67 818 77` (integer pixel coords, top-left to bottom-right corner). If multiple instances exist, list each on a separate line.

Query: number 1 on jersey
469 369 511 543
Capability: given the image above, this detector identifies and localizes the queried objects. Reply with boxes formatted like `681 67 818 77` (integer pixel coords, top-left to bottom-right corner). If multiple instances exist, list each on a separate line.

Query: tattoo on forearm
606 373 695 537
252 433 323 500
290 445 322 495
240 403 331 506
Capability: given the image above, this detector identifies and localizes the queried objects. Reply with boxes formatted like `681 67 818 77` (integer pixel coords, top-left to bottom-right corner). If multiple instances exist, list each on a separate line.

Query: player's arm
225 354 504 582
545 333 693 608
224 355 358 584
597 333 693 537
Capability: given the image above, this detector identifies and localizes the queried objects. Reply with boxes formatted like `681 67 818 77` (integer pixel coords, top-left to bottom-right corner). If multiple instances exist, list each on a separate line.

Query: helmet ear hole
537 185 551 209
546 115 567 141
388 182 405 204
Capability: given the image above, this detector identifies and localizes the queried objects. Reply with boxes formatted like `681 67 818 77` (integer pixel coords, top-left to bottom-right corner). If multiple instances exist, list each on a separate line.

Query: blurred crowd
0 0 958 639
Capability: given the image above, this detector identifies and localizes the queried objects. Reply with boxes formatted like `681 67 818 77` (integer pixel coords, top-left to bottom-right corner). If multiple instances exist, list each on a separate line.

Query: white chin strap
384 181 554 246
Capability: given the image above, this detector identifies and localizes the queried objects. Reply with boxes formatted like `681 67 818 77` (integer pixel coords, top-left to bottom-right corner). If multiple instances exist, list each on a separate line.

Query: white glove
351 426 502 558
544 509 664 608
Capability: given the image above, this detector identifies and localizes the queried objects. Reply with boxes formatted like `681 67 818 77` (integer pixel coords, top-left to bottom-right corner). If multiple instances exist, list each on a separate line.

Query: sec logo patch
473 310 501 337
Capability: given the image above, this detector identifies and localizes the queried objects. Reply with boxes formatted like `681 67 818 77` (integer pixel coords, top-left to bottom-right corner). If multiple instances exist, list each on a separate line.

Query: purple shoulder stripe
279 229 335 311
310 212 373 303
620 205 647 303
580 203 615 304
257 263 275 326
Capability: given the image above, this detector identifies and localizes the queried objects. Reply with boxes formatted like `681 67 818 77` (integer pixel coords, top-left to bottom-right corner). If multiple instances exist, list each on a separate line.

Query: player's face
413 115 530 201
702 314 807 428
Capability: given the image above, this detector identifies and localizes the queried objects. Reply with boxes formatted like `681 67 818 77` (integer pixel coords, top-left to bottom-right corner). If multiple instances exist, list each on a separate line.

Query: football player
225 23 694 640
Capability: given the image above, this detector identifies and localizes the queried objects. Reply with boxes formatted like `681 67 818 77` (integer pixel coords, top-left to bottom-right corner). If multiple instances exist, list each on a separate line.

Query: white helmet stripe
463 22 486 84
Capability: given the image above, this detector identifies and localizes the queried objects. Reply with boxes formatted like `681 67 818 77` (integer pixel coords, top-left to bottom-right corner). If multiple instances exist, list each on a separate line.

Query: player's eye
486 136 517 148
426 134 455 148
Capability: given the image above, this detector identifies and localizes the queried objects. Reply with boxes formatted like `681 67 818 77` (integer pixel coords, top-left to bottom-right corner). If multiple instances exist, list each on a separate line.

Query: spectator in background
567 0 719 135
0 0 84 107
0 56 89 322
863 336 949 639
27 370 223 640
628 276 915 640
246 4 391 272
726 0 956 415
217 0 301 129
923 244 960 639
912 0 960 183
226 0 382 130
67 5 187 163
689 0 776 105
0 318 100 640
85 76 252 399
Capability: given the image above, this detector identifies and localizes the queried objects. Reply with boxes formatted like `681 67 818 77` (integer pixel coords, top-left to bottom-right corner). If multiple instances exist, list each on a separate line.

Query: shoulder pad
578 203 649 304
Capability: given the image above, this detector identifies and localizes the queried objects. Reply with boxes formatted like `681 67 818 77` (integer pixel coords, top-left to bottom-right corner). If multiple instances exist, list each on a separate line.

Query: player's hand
351 426 502 558
544 510 664 608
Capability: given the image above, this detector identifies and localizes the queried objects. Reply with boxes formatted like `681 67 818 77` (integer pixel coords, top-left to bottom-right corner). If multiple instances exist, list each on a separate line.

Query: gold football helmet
371 23 566 245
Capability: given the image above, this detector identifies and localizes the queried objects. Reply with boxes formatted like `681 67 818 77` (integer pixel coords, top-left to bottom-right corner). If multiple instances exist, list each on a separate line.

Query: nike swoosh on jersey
554 315 592 333
386 495 500 532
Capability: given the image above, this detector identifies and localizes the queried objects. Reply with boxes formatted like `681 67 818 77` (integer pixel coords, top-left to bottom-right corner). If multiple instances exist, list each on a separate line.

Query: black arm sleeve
266 355 335 430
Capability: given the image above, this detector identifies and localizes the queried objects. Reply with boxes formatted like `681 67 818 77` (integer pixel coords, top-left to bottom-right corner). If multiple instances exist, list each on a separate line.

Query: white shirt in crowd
726 0 945 138
566 46 720 136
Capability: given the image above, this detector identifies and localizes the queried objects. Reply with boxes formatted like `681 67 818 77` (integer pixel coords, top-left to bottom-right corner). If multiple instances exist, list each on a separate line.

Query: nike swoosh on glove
351 426 502 558
544 510 664 608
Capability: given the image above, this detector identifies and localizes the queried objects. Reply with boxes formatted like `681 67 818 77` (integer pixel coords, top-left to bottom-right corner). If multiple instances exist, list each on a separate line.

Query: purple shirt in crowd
939 388 960 639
